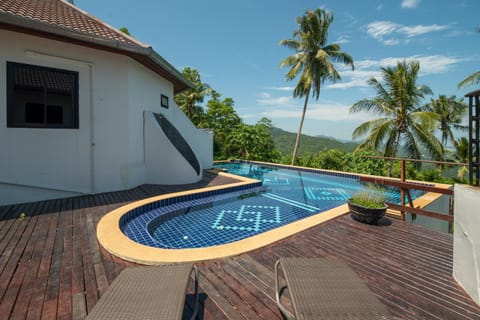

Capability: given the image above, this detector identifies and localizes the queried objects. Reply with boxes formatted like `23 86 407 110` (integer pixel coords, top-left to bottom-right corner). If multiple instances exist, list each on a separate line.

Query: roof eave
0 12 193 93
464 89 480 98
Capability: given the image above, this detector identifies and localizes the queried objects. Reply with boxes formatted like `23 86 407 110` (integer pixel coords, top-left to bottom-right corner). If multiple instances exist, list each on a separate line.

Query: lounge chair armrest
190 265 200 320
275 259 296 320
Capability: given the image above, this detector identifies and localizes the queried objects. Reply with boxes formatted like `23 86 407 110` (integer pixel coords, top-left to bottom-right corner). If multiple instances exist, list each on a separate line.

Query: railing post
448 194 454 234
400 159 406 221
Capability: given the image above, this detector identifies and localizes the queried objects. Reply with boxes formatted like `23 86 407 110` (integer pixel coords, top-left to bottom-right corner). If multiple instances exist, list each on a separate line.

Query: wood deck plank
1 172 479 320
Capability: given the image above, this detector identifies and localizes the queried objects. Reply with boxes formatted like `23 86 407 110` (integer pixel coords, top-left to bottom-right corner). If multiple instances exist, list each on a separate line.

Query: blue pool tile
122 162 426 249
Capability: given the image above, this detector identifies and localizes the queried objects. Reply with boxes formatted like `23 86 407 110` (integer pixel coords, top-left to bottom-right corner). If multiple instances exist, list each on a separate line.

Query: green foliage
389 161 419 180
458 70 480 88
270 127 357 156
346 151 386 176
173 67 279 163
417 169 456 184
171 66 466 187
174 67 211 126
424 95 467 146
350 60 443 176
119 27 131 36
228 119 279 162
349 188 387 209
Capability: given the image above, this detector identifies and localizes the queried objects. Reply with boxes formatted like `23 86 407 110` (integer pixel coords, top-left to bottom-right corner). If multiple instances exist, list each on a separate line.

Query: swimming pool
120 161 424 250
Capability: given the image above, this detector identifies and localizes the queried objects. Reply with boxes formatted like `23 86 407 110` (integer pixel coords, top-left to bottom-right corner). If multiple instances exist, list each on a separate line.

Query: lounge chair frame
86 263 199 320
275 258 396 320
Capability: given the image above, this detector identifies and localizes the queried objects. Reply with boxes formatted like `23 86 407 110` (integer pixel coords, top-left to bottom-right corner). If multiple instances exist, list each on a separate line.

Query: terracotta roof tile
0 0 192 92
0 0 146 47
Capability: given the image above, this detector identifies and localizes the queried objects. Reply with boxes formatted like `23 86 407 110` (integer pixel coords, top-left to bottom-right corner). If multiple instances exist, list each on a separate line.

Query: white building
0 0 213 205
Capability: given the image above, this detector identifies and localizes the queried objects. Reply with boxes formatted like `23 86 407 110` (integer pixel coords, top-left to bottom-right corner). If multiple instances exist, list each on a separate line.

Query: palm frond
279 39 301 50
411 122 444 160
458 70 480 88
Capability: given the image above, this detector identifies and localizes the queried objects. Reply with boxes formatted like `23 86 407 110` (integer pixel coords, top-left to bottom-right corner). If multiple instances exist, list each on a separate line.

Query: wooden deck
1 172 479 320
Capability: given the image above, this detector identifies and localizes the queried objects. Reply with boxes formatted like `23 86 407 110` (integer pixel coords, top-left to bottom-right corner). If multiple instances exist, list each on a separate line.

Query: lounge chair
275 258 398 320
86 263 199 320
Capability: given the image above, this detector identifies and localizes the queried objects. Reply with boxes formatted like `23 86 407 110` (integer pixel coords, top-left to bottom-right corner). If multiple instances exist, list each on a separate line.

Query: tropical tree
204 96 241 159
280 8 354 165
458 28 480 88
119 27 131 36
458 71 480 88
174 67 211 126
350 60 443 176
228 118 278 161
452 137 469 180
424 95 467 146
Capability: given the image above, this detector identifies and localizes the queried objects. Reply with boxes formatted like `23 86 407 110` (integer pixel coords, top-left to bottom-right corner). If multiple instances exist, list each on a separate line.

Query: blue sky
77 0 479 141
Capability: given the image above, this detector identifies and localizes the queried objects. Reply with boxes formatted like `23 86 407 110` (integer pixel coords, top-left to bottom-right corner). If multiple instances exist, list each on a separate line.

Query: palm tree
424 95 467 147
350 60 443 176
174 67 211 126
280 8 354 165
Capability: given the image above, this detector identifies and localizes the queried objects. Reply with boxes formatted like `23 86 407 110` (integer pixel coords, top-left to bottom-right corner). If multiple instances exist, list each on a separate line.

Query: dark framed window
6 62 79 128
161 94 169 108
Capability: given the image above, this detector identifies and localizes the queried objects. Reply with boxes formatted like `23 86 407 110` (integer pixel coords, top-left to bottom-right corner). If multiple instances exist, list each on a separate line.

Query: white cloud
400 24 449 37
365 20 450 45
366 21 398 40
401 0 421 9
263 86 295 91
335 35 351 44
256 93 295 107
384 38 401 46
327 54 462 90
413 55 462 74
258 102 373 122
327 70 380 89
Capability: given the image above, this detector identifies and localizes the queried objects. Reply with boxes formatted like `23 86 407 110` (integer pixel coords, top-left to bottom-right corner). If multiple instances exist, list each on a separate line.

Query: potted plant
348 188 388 225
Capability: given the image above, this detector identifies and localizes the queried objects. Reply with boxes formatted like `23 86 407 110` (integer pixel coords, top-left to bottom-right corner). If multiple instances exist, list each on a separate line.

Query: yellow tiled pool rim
97 163 451 265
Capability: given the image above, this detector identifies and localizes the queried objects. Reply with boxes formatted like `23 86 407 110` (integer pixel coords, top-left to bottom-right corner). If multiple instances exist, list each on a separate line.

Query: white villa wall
126 61 213 184
0 29 212 205
0 30 93 204
164 97 213 171
144 112 198 183
453 184 480 306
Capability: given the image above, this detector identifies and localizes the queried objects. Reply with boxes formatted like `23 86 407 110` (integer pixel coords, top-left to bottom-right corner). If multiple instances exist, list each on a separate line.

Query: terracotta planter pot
348 201 387 225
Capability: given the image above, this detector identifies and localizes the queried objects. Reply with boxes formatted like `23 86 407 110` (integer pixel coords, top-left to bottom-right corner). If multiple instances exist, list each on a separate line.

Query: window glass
7 62 79 128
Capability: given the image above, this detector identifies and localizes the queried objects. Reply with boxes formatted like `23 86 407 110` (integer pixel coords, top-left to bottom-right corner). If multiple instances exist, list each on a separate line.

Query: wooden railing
359 175 453 222
361 156 457 232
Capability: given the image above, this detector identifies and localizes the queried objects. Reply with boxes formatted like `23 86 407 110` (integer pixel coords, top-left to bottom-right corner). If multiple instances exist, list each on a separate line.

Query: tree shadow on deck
0 171 241 221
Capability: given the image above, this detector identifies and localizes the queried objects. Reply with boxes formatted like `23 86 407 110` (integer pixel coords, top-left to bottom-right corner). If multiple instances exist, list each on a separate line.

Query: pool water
122 162 424 249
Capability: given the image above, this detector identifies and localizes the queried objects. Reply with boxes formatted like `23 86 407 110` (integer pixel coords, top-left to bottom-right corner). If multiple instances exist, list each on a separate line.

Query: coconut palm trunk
280 9 354 167
387 131 401 177
291 87 311 165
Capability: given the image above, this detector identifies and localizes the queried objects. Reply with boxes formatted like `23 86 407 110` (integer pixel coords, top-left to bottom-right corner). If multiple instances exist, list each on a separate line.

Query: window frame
6 61 79 129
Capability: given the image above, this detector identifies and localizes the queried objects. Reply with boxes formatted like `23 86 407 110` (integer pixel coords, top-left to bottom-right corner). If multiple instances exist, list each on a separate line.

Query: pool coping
97 161 452 265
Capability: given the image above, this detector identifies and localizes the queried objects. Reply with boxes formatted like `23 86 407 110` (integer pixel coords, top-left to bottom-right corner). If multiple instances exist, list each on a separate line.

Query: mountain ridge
270 127 358 156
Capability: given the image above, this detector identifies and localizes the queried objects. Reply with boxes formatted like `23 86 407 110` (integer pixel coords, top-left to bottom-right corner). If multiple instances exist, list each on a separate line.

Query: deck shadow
0 171 241 221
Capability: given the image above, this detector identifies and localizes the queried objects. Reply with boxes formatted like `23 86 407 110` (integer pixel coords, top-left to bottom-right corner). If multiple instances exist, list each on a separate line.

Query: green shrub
349 188 387 208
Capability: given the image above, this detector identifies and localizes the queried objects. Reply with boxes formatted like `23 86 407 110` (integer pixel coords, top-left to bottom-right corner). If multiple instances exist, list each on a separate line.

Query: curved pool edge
97 165 452 265
98 204 350 265
97 170 351 264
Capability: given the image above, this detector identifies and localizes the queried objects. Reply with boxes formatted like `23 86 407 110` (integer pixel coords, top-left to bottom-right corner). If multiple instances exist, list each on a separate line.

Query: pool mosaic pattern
122 161 427 249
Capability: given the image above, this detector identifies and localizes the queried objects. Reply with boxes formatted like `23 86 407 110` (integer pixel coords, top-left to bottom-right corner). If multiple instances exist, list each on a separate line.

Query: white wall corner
453 184 480 306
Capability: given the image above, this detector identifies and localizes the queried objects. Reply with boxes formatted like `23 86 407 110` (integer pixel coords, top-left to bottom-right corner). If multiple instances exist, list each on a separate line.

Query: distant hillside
270 127 358 156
